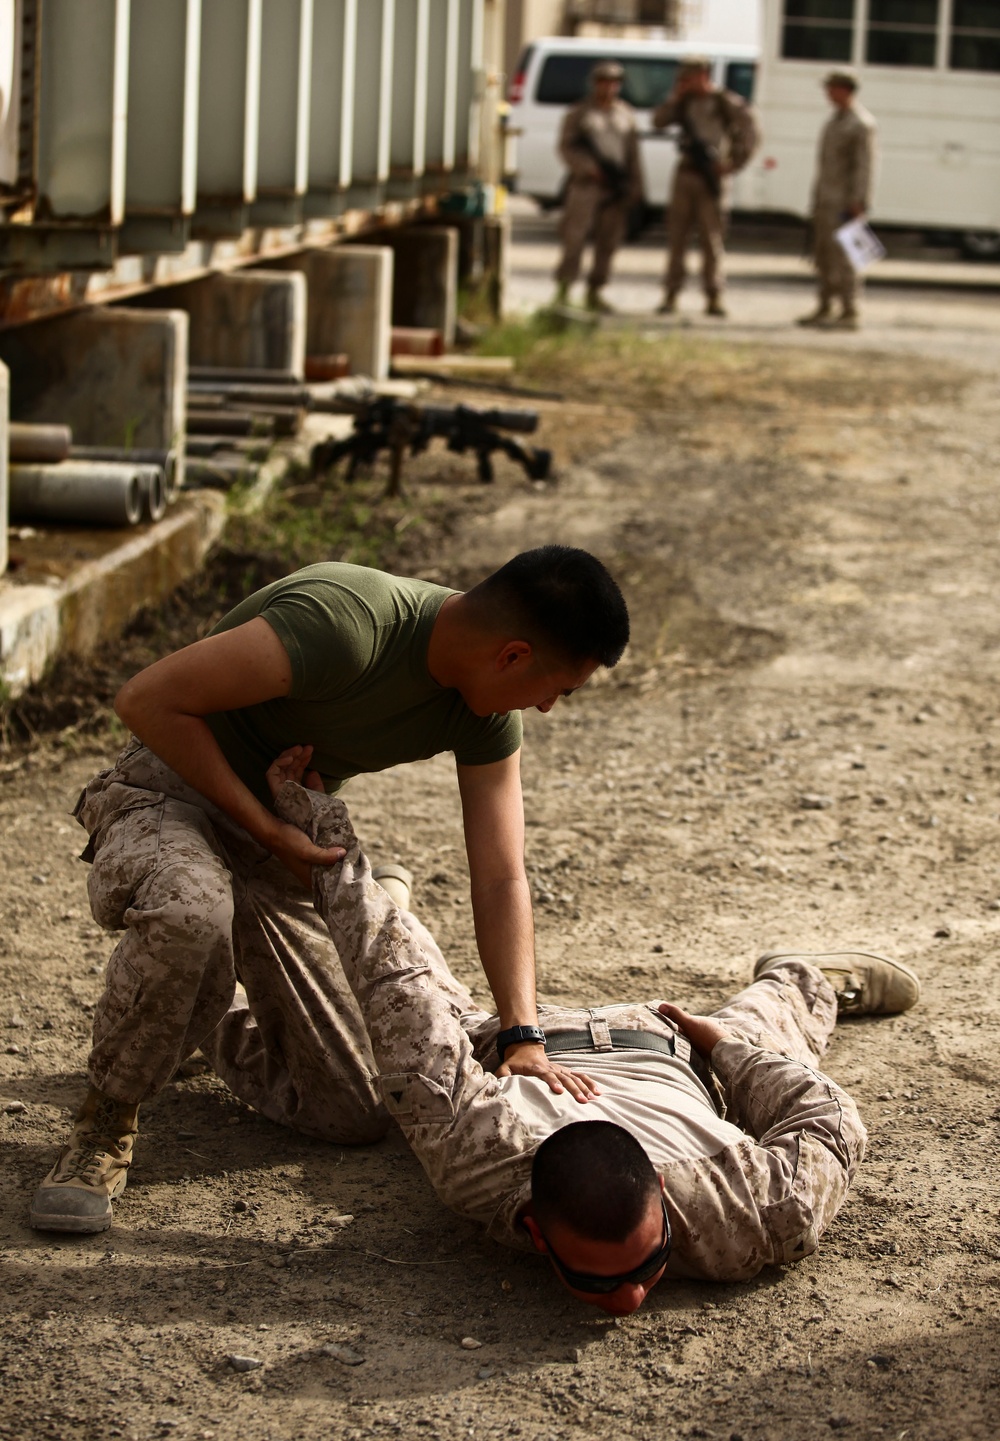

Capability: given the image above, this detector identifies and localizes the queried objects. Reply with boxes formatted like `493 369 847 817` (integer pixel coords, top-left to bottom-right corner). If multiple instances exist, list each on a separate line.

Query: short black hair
467 547 629 668
531 1121 660 1244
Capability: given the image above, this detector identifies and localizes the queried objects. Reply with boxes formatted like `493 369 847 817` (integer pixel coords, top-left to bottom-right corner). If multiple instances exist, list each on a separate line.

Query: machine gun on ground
312 397 552 496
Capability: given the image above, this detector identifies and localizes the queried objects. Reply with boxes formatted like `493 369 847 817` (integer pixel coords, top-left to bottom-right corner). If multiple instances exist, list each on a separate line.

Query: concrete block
0 361 8 578
274 246 393 380
0 309 186 482
128 270 307 376
381 226 458 348
0 496 225 696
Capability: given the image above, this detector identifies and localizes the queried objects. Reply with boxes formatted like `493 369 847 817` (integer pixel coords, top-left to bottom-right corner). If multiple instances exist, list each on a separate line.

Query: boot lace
61 1135 122 1185
58 1099 134 1185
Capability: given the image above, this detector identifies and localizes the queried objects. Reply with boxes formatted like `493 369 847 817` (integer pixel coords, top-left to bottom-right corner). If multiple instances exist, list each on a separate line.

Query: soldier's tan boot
754 950 921 1016
30 1088 139 1234
797 304 832 328
372 862 413 911
830 308 860 330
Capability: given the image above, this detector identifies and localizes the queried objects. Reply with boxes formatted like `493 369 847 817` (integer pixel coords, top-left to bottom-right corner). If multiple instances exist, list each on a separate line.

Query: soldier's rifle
570 129 631 206
669 94 722 201
312 397 552 497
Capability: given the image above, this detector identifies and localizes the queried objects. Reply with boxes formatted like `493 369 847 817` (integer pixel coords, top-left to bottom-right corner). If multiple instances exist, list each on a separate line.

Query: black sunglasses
542 1194 672 1296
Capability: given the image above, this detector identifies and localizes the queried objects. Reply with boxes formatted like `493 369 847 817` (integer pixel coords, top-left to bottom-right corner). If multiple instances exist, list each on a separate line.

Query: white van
507 35 760 214
746 0 1000 257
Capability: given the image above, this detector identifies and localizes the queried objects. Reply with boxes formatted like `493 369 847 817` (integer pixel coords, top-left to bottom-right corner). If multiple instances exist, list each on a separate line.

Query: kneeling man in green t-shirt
31 546 630 1235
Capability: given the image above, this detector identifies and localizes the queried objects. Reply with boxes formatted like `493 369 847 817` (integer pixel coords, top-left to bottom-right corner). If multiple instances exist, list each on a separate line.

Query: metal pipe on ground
187 382 313 408
240 404 304 437
70 446 178 498
186 411 275 437
188 367 302 386
137 465 167 522
185 435 273 459
9 462 146 526
9 423 73 463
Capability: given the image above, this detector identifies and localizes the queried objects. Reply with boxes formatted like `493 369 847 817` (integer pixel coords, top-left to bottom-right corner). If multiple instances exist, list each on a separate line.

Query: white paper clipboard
834 217 887 273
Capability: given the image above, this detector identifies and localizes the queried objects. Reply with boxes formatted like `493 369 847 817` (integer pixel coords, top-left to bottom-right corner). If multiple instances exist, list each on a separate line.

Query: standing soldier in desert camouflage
652 58 760 318
553 61 643 314
798 68 877 331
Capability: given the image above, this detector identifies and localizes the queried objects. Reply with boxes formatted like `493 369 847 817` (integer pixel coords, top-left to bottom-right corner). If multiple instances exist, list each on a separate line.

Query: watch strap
496 1024 546 1063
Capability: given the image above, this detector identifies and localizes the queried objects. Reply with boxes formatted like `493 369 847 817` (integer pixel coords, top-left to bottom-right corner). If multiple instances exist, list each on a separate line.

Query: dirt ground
2 318 999 1441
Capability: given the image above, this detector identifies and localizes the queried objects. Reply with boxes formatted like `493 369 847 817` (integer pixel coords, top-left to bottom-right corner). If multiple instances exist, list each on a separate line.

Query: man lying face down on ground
248 761 921 1315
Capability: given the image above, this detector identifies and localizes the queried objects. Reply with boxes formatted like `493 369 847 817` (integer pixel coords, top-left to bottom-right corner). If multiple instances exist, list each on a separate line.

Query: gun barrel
419 404 538 435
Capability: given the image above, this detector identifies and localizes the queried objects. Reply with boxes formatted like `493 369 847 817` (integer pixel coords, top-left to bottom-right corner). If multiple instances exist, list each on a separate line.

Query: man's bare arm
457 753 598 1102
114 618 344 881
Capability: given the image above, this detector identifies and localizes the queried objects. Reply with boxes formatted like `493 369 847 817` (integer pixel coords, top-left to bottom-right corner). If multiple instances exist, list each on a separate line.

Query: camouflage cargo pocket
92 952 143 1044
86 792 166 931
378 1072 456 1124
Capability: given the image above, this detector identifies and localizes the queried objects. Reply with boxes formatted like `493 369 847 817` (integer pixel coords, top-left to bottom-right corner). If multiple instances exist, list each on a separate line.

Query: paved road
504 197 1000 369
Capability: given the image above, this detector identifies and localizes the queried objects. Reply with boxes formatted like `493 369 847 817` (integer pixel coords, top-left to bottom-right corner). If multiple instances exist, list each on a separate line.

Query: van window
535 54 679 109
866 0 937 67
950 0 1000 71
724 60 757 100
621 58 679 108
781 0 854 62
536 55 601 105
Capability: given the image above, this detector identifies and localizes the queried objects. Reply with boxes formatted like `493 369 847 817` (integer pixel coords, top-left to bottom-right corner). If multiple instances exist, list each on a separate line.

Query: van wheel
960 230 1000 261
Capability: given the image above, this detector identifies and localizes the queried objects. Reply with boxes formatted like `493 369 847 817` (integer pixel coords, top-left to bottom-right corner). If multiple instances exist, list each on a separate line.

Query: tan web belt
544 1023 713 1092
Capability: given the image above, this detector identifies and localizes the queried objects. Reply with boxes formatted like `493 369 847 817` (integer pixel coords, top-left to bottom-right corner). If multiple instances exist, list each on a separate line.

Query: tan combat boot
754 950 921 1016
797 304 832 328
586 287 614 314
372 862 413 911
830 308 860 330
30 1088 139 1234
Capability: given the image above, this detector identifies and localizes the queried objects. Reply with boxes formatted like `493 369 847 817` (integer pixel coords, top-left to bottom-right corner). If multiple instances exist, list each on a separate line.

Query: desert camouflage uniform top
652 90 760 180
812 101 877 213
276 784 867 1284
559 97 643 199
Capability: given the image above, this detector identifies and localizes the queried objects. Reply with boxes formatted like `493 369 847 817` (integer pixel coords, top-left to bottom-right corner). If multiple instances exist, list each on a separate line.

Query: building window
950 0 1000 72
781 1 854 64
866 0 939 67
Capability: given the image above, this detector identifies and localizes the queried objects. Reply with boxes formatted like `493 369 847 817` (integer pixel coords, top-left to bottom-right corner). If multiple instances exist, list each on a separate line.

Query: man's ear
520 1205 548 1254
495 640 533 672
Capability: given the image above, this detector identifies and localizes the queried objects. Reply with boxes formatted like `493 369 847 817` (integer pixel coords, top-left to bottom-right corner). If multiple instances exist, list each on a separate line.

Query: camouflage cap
678 56 712 76
591 60 624 82
824 67 859 91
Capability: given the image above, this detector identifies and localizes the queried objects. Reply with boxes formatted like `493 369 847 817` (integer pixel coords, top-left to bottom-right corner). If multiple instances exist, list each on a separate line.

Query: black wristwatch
496 1025 547 1064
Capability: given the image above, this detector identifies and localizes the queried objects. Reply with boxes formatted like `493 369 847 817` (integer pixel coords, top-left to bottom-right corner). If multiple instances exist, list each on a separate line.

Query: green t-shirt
206 563 523 807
